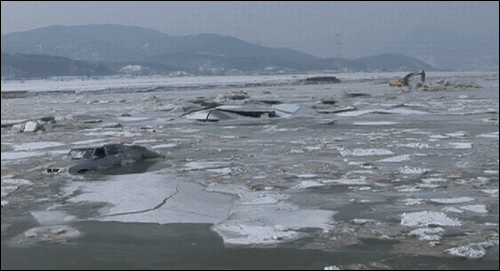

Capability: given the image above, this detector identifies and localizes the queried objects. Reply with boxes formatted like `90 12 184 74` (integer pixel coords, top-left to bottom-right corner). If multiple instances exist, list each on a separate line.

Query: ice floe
12 141 66 151
353 121 398 125
339 148 394 157
403 198 425 206
458 204 488 213
31 210 77 225
12 225 82 246
322 176 368 185
408 227 445 241
204 183 336 245
63 173 235 224
399 166 432 174
400 211 461 227
429 197 475 204
292 180 325 189
445 242 495 259
151 143 178 149
377 154 411 162
1 178 33 198
1 151 45 160
447 142 473 149
477 132 499 138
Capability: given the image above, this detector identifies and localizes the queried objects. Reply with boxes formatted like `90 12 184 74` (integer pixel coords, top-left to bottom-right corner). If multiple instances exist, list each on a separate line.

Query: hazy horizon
1 1 498 59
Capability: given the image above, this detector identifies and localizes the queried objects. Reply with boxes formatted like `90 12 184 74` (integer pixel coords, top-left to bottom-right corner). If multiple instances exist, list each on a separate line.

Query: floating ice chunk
430 197 475 204
85 131 142 137
211 223 304 245
397 186 421 192
324 265 341 270
273 103 301 114
399 166 431 174
1 200 8 206
483 170 498 175
477 132 499 138
1 119 29 126
31 211 77 226
401 211 461 227
404 198 425 206
421 178 447 183
2 178 33 186
353 121 398 125
481 189 499 195
304 146 322 151
12 141 66 151
184 161 231 170
292 181 325 189
340 148 394 157
1 186 18 197
23 121 40 132
133 139 157 144
297 174 318 178
448 142 473 149
409 227 445 236
428 134 449 139
240 195 280 205
459 204 488 213
398 142 431 149
351 218 376 225
323 177 367 185
442 207 465 214
20 225 81 244
378 154 411 162
64 174 235 225
409 227 445 240
71 138 108 145
445 132 466 137
152 143 178 149
1 151 45 160
335 109 376 117
445 242 494 259
207 167 233 175
115 117 150 122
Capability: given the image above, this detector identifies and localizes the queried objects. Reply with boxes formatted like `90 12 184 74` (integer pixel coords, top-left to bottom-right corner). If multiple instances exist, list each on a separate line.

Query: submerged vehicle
389 70 425 87
183 104 301 122
66 143 163 174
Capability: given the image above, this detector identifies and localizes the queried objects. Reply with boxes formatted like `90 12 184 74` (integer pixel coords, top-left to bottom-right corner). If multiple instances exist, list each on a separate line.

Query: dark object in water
302 76 341 84
67 143 163 174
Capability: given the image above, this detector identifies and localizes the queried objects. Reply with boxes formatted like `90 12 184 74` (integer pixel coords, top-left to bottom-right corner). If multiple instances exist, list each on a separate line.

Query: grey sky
1 1 498 58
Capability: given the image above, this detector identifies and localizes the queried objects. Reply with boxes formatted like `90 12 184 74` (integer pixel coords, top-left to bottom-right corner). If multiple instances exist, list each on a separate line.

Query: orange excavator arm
389 70 425 87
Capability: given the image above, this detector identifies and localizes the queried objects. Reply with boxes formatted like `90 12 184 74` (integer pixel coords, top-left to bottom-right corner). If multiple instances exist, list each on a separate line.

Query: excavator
389 70 425 87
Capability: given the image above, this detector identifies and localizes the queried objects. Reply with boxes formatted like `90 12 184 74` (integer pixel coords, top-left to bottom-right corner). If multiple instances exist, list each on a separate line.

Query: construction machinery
389 70 425 87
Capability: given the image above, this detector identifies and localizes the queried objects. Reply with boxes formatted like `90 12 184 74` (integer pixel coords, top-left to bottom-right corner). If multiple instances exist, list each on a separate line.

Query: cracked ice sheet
206 183 337 246
62 173 336 246
62 173 235 224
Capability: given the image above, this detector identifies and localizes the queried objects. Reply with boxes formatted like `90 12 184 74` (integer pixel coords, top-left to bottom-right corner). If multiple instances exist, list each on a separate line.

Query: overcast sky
1 1 498 58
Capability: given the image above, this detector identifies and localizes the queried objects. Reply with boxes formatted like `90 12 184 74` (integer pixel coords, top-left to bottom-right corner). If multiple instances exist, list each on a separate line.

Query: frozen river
1 72 499 269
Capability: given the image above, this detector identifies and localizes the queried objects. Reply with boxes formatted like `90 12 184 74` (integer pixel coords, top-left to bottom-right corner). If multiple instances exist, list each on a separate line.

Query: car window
93 147 106 158
105 144 121 155
69 148 94 159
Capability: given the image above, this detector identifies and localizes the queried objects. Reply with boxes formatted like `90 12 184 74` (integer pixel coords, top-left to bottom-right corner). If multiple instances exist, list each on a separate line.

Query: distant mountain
1 24 321 64
1 52 113 79
356 53 435 72
1 24 439 79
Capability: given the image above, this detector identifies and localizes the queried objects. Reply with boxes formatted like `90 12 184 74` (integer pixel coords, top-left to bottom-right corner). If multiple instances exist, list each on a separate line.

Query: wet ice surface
1 71 499 268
